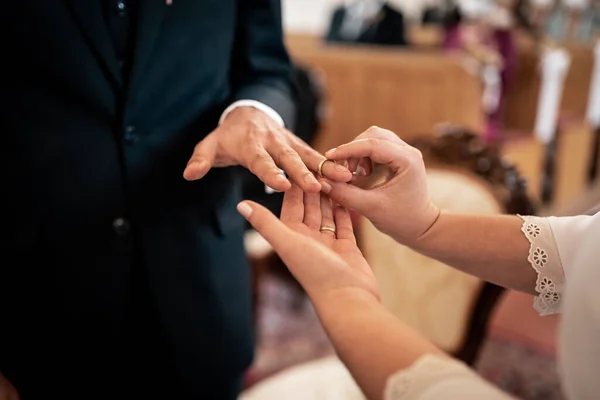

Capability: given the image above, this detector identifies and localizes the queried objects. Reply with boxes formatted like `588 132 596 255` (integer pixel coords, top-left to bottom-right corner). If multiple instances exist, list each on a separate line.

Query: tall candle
534 47 572 144
586 40 600 128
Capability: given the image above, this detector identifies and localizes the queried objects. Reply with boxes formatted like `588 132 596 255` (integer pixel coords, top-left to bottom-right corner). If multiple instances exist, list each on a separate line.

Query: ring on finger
319 226 336 234
318 159 335 179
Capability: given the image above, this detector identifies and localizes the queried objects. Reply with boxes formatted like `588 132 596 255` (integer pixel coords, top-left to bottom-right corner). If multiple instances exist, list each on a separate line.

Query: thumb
183 134 218 181
320 180 377 213
237 201 295 255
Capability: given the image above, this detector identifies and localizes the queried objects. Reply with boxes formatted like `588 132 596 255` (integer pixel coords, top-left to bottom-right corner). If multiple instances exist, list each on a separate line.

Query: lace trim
384 355 466 399
519 215 566 316
384 355 514 399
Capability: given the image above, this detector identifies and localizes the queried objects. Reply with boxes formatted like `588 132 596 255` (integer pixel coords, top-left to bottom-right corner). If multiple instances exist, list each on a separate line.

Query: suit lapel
65 0 122 85
129 0 169 94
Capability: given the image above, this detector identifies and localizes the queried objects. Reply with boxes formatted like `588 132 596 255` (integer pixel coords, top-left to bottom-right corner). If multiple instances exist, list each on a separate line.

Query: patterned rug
248 274 564 400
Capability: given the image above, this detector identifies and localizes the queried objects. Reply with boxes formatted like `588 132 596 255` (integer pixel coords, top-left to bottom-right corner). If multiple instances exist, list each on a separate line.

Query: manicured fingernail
325 148 337 156
320 180 332 194
237 202 253 219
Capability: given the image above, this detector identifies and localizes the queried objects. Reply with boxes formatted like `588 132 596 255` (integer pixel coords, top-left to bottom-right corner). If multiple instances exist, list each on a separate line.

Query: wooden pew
285 34 485 153
552 122 596 207
504 34 595 131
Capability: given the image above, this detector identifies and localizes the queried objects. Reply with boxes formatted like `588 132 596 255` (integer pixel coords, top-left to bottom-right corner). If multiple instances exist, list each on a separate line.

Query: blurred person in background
443 0 520 143
0 1 352 399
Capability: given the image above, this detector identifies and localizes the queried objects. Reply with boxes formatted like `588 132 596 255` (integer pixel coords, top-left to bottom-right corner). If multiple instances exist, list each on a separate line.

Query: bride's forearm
408 212 536 294
314 290 445 400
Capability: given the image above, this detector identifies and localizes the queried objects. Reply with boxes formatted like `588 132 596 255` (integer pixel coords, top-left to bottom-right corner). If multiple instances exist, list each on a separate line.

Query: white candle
534 47 572 144
586 40 600 128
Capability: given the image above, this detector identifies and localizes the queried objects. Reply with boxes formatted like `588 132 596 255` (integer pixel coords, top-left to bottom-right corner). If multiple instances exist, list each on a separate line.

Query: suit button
116 1 127 16
112 217 130 236
124 125 139 145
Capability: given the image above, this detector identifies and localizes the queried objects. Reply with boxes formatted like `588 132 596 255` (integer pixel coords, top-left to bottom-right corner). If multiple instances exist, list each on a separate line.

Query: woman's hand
237 184 379 305
319 126 440 246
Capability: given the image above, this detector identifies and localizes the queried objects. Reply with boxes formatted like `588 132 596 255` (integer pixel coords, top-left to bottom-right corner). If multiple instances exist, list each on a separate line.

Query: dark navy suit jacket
0 1 295 398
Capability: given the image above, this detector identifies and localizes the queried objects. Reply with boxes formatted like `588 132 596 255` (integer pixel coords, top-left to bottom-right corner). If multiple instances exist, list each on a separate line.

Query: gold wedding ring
319 226 336 234
318 158 334 179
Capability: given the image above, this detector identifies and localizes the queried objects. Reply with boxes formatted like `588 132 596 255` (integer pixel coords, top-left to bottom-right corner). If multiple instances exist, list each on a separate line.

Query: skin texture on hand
320 126 537 296
318 126 441 246
237 183 379 303
237 184 444 400
183 107 352 192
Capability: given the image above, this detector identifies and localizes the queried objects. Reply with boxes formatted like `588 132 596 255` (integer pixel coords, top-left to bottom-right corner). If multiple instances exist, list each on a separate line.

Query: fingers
183 134 218 181
357 126 407 144
319 179 376 213
290 139 353 183
324 138 411 173
320 194 336 237
334 206 356 243
280 183 304 224
246 146 292 192
347 157 360 174
270 143 321 192
358 157 373 176
237 201 294 254
303 191 322 229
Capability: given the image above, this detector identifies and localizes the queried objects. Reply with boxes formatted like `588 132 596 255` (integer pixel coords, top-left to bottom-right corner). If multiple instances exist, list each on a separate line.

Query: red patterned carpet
247 274 564 400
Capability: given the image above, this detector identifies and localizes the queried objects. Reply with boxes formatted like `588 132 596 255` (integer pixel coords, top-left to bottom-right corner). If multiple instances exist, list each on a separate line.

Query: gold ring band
319 226 336 234
317 158 334 179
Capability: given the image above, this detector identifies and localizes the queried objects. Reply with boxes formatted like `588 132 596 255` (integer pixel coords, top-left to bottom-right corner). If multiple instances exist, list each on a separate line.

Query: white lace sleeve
384 355 516 400
519 215 565 316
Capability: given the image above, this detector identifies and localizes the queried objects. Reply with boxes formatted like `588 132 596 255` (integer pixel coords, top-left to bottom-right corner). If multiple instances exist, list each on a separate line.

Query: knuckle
409 147 424 161
279 146 298 159
366 137 381 147
248 152 268 172
366 125 380 134
248 126 269 141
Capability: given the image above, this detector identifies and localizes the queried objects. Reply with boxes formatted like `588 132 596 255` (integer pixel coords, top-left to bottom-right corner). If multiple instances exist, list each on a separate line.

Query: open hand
237 183 379 305
183 107 353 192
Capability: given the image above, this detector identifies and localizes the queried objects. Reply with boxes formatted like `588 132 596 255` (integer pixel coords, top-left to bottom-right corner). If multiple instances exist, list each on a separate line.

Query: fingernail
325 148 337 156
237 202 253 219
320 180 332 194
275 174 288 183
304 173 318 184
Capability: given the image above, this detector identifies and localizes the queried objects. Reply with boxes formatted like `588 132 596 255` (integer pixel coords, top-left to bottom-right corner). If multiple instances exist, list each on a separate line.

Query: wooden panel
553 122 595 207
504 34 595 131
501 134 545 202
285 34 485 152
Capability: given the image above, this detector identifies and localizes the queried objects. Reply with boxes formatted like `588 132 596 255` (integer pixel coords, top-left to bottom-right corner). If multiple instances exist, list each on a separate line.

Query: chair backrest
358 128 535 364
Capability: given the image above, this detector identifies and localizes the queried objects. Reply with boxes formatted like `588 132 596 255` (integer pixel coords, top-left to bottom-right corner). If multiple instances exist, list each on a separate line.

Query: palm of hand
284 218 380 302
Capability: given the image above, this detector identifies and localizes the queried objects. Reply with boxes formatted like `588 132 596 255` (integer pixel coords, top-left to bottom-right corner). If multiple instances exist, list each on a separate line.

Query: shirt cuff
219 100 285 127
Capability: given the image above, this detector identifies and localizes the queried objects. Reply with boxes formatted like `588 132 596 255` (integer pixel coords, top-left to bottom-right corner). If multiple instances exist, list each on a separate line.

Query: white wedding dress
241 212 600 400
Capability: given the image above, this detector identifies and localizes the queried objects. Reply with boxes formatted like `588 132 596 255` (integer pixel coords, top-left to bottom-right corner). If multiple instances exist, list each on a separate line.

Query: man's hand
0 372 19 400
183 107 353 192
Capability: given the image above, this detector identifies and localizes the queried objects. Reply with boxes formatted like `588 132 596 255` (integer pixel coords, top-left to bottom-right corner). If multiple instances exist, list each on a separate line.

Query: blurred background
241 1 600 399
